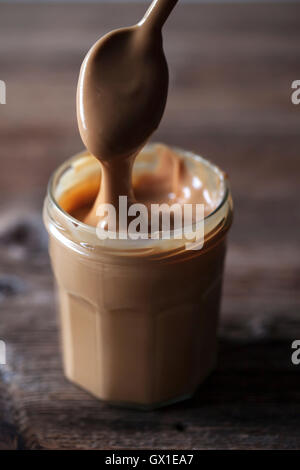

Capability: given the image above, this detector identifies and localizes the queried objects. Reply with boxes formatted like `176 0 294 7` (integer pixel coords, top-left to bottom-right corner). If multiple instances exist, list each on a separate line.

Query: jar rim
46 143 231 252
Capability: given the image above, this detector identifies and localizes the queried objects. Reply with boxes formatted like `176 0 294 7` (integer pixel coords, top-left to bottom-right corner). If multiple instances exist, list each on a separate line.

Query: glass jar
43 144 233 409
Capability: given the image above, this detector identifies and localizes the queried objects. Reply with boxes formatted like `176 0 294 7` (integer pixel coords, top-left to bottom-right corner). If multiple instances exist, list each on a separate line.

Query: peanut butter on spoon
76 0 179 227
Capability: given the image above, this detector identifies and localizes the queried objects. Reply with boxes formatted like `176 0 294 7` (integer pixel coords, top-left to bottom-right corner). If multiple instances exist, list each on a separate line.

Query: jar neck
44 145 232 260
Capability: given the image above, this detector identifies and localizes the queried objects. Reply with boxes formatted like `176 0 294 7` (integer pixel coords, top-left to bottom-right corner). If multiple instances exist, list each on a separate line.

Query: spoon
77 0 179 224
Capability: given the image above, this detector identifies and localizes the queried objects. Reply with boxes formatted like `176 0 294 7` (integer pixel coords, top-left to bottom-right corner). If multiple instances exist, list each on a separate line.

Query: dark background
0 1 300 449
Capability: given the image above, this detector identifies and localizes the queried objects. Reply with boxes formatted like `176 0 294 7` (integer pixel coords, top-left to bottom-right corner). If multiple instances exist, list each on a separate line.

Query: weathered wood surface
0 2 300 449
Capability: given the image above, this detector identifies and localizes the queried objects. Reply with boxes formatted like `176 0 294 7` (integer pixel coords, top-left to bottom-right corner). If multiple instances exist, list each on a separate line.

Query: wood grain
0 2 300 449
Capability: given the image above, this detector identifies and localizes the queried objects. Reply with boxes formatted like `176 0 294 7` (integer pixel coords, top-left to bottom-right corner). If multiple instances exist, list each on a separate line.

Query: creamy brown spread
59 145 219 225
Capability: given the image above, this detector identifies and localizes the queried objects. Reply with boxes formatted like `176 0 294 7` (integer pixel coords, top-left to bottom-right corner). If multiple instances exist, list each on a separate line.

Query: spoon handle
139 0 179 31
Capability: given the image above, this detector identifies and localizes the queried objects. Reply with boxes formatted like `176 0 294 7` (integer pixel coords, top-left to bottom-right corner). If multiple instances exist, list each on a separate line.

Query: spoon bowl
77 25 169 162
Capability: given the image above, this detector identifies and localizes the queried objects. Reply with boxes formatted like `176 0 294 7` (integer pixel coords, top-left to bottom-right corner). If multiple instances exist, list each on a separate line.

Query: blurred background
0 0 300 450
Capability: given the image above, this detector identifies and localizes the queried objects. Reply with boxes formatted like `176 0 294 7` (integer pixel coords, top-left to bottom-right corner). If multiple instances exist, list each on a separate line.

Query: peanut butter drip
76 0 179 226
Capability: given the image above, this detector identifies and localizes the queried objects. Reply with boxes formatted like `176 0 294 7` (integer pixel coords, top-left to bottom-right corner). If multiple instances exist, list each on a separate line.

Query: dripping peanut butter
43 0 233 408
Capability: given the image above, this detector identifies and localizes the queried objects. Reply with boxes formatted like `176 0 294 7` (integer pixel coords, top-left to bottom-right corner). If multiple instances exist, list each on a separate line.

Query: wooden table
0 2 300 450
